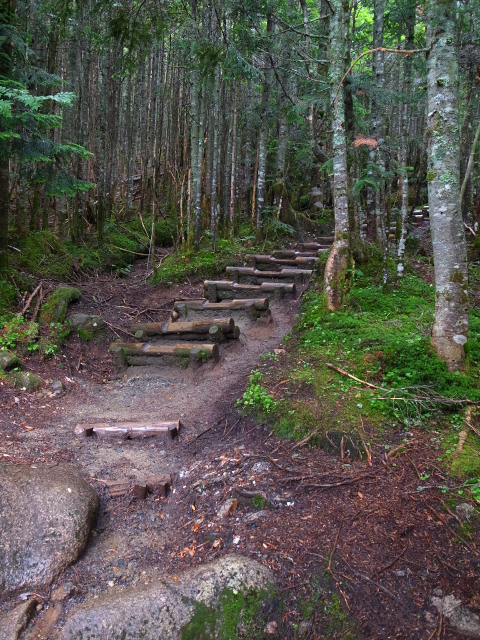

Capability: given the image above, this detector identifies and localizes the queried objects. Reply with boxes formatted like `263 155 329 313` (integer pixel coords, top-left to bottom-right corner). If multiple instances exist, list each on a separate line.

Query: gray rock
47 380 65 398
8 371 44 392
59 555 274 640
455 502 477 522
244 510 270 523
431 594 480 638
0 350 21 372
0 464 99 592
0 600 37 640
69 314 105 333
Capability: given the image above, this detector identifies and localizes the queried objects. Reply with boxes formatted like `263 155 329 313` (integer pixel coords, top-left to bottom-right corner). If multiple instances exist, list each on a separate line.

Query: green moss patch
181 588 273 640
39 287 81 325
19 231 73 279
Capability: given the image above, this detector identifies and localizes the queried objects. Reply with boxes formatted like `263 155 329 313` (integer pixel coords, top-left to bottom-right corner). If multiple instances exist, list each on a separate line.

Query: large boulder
59 555 275 640
39 287 81 325
0 464 99 593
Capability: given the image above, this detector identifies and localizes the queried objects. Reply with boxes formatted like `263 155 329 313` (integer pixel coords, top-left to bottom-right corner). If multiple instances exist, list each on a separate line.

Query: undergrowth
238 265 480 494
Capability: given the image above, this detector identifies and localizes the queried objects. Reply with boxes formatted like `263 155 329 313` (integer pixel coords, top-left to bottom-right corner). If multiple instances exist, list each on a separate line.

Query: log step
297 242 331 251
171 299 272 324
110 341 219 367
204 280 295 302
245 254 316 269
74 421 180 439
130 319 240 342
272 249 320 259
226 266 312 285
106 474 172 499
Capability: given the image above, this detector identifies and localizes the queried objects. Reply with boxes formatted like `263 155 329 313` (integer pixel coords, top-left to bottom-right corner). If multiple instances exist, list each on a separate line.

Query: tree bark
427 0 468 372
323 0 352 311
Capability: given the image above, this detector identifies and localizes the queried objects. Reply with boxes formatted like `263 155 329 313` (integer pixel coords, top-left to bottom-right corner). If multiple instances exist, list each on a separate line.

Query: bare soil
1 255 479 639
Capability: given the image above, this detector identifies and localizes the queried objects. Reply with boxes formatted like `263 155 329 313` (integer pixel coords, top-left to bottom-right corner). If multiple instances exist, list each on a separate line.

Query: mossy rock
39 287 82 325
9 371 45 392
0 349 21 371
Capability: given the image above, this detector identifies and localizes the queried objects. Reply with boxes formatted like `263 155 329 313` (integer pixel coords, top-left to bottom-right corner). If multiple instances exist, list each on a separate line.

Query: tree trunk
397 4 416 277
427 0 468 372
323 0 352 311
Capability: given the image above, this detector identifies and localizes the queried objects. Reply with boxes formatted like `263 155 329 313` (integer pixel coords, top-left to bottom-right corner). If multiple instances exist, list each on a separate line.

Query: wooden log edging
204 280 296 302
245 254 316 269
225 266 312 285
171 299 272 324
130 319 239 341
110 341 219 367
74 421 180 438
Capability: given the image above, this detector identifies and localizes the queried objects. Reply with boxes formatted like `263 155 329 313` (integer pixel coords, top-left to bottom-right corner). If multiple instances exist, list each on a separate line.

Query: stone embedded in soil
0 350 21 372
69 313 105 338
39 286 81 325
58 555 274 640
455 503 477 522
431 595 480 638
0 464 99 593
8 371 44 392
0 599 37 640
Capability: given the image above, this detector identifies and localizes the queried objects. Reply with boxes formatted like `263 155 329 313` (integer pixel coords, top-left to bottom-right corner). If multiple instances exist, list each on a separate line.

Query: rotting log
204 280 296 302
74 420 180 439
110 341 219 367
130 319 238 341
226 266 311 285
171 299 272 325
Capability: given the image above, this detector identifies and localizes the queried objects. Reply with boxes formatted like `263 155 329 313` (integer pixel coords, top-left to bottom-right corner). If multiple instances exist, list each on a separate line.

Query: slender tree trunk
427 0 468 372
397 3 415 277
210 68 220 249
229 84 237 238
323 0 352 310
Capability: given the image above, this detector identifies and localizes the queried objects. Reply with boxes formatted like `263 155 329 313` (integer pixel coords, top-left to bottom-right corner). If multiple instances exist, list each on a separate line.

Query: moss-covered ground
237 249 480 500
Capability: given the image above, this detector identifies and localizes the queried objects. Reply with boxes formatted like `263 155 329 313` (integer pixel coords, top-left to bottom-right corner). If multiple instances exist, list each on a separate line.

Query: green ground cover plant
238 268 480 491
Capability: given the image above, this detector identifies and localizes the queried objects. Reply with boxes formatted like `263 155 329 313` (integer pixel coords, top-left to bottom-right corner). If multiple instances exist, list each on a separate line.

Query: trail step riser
171 300 272 325
226 267 312 285
245 254 316 269
110 341 219 368
74 421 180 438
130 320 239 341
204 280 296 302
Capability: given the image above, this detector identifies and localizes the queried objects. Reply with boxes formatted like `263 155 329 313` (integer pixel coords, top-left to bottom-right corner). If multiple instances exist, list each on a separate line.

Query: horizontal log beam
245 254 316 269
226 266 312 285
74 421 180 438
204 280 295 302
173 298 269 311
171 299 272 324
130 319 235 340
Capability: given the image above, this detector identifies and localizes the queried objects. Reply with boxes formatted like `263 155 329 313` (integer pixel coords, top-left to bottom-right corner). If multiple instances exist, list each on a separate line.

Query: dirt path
2 254 479 639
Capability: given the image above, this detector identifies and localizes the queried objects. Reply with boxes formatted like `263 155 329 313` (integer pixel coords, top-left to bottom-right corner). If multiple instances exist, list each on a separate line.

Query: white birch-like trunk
427 0 468 372
323 0 351 311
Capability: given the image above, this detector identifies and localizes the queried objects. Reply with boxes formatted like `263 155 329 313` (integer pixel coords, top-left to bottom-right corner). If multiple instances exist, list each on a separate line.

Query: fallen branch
302 473 375 489
328 519 343 573
372 546 407 577
18 282 42 317
342 564 409 608
426 505 479 556
325 363 383 390
31 283 44 323
465 420 480 438
111 245 149 256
